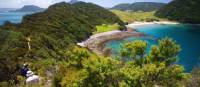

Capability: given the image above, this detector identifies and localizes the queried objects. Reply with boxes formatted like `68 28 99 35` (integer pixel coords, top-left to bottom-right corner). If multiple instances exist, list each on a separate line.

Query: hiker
20 63 30 77
25 71 40 85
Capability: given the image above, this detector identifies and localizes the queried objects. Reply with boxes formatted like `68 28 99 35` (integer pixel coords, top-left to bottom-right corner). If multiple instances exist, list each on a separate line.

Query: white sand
127 21 179 28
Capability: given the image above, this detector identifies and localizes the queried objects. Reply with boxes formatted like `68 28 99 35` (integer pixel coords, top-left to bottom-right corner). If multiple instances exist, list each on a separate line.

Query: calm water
0 12 32 25
105 24 200 72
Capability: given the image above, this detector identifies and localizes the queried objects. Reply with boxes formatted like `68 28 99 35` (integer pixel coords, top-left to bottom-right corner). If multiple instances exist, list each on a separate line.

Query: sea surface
0 12 32 25
105 24 200 72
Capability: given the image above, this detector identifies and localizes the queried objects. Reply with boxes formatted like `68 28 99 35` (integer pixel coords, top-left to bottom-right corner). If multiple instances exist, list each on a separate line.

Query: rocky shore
77 30 144 55
77 21 179 55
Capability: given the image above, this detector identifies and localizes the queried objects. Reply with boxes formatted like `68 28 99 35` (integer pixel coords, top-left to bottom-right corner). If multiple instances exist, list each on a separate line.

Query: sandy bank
77 30 143 55
127 21 179 28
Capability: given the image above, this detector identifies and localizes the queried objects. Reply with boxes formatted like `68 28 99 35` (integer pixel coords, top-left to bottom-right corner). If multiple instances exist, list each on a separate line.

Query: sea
105 24 200 72
0 11 32 25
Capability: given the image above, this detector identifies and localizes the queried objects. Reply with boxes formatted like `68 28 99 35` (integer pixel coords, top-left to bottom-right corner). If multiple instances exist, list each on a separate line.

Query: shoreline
77 30 144 55
77 21 179 55
127 21 179 28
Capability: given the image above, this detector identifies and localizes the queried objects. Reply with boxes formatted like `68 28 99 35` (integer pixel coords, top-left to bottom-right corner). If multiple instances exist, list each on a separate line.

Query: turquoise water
105 24 200 72
0 12 32 25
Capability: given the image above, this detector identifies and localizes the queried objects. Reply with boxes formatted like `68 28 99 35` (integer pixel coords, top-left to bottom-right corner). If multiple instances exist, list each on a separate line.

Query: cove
105 24 200 72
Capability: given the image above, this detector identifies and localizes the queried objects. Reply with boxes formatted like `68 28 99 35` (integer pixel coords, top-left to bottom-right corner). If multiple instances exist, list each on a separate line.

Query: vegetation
0 1 125 84
111 10 162 23
0 1 199 87
155 0 200 23
51 38 188 87
93 24 120 34
111 2 166 12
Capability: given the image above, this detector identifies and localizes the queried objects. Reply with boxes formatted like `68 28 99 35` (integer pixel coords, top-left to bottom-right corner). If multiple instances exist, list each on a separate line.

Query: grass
111 10 165 23
93 24 120 34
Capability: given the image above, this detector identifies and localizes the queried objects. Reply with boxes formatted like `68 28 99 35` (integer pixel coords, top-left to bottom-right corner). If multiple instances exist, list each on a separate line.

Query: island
10 5 45 12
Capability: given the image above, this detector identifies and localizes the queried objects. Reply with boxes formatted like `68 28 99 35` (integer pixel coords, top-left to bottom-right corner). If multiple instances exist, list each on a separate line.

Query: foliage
111 10 162 23
93 24 120 34
111 2 166 12
148 38 181 66
118 38 186 87
52 38 186 87
155 0 200 23
0 1 193 87
0 1 125 83
120 40 147 65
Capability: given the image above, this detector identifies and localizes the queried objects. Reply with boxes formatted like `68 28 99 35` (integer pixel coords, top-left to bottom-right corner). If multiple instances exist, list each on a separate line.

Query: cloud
20 0 55 8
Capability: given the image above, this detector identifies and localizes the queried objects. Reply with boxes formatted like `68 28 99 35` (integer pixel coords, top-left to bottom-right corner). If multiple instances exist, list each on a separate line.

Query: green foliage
93 24 120 34
0 1 191 87
52 38 186 87
155 0 200 23
149 38 181 65
82 56 120 87
111 2 165 12
111 10 162 22
0 1 125 83
118 38 186 86
120 40 147 65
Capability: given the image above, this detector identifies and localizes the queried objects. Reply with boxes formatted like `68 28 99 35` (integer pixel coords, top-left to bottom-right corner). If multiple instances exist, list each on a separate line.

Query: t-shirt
21 67 29 77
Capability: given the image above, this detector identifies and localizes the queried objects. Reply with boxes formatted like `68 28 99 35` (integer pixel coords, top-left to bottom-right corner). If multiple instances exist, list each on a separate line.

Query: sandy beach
127 21 179 28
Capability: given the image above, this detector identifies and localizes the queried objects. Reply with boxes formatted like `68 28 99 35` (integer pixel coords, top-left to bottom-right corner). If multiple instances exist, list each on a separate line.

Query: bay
105 24 200 72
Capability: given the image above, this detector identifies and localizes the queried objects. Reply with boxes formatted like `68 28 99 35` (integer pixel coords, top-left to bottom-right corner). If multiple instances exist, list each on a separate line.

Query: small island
10 5 45 12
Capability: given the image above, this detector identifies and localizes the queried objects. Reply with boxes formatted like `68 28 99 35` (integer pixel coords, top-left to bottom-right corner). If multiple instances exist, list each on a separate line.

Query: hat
23 63 29 67
26 71 34 77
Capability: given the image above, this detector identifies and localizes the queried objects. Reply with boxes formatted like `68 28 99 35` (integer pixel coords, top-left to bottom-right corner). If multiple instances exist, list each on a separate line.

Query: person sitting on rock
20 63 30 77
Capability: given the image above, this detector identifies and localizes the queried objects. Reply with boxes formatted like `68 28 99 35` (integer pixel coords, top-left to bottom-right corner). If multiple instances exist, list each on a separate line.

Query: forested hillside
155 0 200 23
0 1 125 83
111 2 166 12
111 10 161 22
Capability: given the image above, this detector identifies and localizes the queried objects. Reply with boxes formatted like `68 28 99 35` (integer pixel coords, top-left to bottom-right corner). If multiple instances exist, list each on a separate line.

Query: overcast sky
0 0 172 8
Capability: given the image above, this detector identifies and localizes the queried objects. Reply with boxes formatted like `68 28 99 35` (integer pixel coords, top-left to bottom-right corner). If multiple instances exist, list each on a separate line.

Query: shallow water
105 24 200 72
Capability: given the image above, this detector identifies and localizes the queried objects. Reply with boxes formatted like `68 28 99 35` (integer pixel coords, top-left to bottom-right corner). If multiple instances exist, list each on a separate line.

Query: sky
0 0 172 8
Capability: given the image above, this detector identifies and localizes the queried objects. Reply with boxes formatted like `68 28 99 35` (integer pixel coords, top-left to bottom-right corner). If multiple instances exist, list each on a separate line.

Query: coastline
77 30 144 55
77 21 179 55
127 21 179 28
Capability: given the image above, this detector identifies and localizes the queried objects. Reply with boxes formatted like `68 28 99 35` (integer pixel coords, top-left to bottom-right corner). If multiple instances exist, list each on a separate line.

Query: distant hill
69 0 79 4
111 2 166 12
0 8 17 12
12 5 45 12
155 0 200 23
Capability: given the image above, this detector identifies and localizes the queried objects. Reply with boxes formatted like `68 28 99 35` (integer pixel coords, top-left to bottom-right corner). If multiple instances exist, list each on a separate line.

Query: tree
120 40 147 65
149 38 181 66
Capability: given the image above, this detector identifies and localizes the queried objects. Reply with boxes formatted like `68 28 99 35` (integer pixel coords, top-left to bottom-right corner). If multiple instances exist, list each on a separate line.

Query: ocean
105 24 200 72
0 12 32 25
